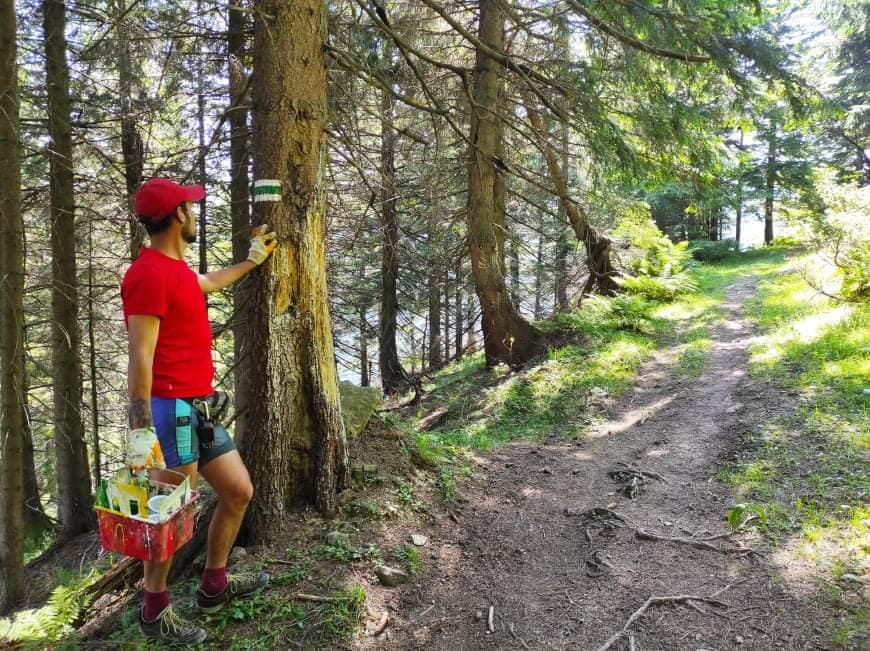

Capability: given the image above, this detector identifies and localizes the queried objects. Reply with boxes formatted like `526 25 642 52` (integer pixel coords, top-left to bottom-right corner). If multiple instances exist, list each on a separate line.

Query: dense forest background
0 0 867 630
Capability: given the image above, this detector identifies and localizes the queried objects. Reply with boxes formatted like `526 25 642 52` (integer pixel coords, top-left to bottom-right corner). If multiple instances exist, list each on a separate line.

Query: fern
0 573 95 644
618 271 699 301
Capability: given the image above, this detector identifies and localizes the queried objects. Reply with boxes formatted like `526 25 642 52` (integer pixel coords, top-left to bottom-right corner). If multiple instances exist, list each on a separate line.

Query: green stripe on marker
254 179 281 202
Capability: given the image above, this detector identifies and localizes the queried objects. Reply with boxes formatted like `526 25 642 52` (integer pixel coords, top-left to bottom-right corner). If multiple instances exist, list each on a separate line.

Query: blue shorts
151 397 235 469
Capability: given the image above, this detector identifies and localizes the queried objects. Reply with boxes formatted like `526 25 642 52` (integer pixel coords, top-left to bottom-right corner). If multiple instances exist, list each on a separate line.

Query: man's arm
198 260 257 294
198 226 278 294
128 314 160 429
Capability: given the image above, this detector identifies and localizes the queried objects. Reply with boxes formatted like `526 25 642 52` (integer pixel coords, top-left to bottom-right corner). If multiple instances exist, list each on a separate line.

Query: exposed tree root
608 462 667 499
566 504 759 556
595 586 734 651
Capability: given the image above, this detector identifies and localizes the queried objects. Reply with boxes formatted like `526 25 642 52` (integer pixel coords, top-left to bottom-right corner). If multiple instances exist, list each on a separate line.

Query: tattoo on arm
129 398 152 429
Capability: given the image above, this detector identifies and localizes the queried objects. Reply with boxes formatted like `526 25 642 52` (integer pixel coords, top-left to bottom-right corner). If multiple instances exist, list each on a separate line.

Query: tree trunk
86 222 101 489
466 287 477 354
554 115 570 311
19 351 51 540
196 0 208 275
358 265 369 387
520 89 617 295
735 130 744 251
533 232 544 319
22 409 52 540
228 0 251 446
454 259 463 359
378 81 406 393
44 0 94 537
508 229 520 308
467 0 539 367
0 0 25 610
359 306 369 387
427 224 442 371
764 123 777 245
243 0 348 539
708 213 719 241
115 0 145 259
443 270 451 363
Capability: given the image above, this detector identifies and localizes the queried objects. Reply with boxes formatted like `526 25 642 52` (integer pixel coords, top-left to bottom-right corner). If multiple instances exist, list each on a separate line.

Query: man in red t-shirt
121 177 277 645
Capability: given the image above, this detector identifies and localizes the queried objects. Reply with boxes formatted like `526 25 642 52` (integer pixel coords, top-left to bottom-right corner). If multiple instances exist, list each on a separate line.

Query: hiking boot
195 570 270 613
139 605 208 646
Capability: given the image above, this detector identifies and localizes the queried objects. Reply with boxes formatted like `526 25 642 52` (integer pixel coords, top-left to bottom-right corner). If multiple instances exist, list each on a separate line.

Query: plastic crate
96 492 198 562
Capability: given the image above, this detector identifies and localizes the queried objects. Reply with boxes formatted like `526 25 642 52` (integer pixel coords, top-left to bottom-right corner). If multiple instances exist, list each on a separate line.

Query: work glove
126 427 166 474
247 224 278 265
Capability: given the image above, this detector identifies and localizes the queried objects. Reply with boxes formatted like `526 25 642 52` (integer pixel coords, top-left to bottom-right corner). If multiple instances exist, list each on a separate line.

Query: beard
182 210 197 243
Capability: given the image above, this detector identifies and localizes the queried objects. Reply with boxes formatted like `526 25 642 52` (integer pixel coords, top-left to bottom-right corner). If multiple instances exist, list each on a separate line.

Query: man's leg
142 463 198 596
195 449 269 611
138 463 207 645
199 449 252 569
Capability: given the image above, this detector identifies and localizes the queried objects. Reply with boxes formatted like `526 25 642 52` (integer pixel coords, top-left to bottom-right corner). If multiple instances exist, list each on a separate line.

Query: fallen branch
595 589 733 651
416 407 449 432
292 593 346 603
487 605 495 633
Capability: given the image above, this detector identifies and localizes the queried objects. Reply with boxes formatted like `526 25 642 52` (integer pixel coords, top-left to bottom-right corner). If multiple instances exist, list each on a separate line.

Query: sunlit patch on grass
752 303 854 366
725 254 869 647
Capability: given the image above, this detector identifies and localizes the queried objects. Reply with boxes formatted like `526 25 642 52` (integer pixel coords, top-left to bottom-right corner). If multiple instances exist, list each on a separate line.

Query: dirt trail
378 278 834 650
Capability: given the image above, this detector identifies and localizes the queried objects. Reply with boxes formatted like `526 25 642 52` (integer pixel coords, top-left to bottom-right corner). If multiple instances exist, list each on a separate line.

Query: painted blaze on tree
241 0 348 543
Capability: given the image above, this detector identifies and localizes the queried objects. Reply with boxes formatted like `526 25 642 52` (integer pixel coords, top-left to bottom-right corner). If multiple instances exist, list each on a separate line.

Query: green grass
712 252 869 648
393 545 424 576
404 247 794 476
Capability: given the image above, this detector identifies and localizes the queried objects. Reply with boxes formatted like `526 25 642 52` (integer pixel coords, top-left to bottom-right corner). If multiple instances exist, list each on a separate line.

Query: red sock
143 590 169 621
200 566 227 596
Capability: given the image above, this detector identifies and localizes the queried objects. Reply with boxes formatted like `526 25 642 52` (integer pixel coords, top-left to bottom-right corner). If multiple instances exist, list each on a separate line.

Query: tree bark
533 232 544 319
467 0 539 366
0 0 25 611
427 224 442 371
443 270 451 363
196 0 208 274
509 229 520 307
521 89 617 295
359 303 369 387
554 121 571 307
764 121 777 245
243 0 348 539
86 224 101 490
228 0 251 446
114 0 145 259
735 129 744 251
358 262 369 387
43 0 94 537
454 258 463 359
378 79 406 393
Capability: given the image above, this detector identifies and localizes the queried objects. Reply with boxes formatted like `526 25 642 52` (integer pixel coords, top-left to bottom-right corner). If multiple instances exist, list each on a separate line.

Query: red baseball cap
134 178 205 222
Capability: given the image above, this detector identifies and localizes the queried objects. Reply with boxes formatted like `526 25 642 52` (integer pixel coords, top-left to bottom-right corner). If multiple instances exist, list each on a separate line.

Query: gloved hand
126 427 166 474
247 224 278 265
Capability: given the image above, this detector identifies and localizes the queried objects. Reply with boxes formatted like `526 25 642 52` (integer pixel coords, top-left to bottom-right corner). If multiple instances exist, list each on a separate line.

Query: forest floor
5 249 866 650
356 249 867 651
370 274 838 650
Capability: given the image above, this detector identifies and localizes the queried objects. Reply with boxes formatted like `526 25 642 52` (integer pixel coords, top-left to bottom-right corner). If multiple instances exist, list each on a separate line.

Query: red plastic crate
96 492 198 562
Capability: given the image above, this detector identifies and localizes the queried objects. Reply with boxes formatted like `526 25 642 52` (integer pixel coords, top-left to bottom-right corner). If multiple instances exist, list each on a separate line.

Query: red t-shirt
121 247 214 398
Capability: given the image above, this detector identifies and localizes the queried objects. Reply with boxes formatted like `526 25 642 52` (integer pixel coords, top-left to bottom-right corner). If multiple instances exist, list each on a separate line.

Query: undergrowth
402 247 793 495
